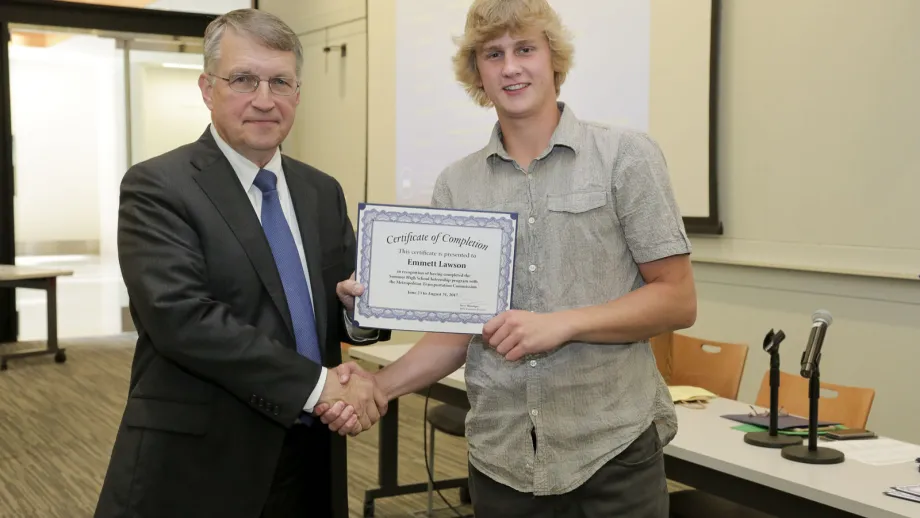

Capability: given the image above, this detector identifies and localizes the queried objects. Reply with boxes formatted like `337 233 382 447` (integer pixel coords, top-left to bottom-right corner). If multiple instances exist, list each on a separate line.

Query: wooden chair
650 332 674 380
754 370 875 429
651 332 749 400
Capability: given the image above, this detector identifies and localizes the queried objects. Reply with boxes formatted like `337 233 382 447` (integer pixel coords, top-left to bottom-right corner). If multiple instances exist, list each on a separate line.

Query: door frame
0 0 243 342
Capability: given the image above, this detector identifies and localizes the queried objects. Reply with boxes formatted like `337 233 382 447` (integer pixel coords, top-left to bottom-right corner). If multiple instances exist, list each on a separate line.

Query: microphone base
744 431 803 449
781 444 845 464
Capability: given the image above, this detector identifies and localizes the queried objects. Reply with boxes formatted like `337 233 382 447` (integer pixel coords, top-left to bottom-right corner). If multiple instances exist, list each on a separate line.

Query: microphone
743 327 803 449
783 309 845 464
763 329 785 354
800 310 832 378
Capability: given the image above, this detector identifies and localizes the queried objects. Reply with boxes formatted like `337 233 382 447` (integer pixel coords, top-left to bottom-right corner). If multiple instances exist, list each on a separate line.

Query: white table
0 265 72 370
349 343 920 518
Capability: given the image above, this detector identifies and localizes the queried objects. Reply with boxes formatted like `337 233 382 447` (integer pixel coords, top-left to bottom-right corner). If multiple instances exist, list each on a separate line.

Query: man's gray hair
203 9 303 78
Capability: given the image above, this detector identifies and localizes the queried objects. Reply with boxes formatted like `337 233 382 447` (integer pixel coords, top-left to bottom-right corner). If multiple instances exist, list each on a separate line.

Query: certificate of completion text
353 203 517 334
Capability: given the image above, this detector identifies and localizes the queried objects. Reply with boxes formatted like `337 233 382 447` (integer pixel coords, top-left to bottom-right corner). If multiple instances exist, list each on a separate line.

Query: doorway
0 1 241 342
8 24 210 340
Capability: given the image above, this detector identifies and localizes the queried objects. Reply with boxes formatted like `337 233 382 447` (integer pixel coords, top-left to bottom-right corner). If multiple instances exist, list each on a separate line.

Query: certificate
353 203 517 334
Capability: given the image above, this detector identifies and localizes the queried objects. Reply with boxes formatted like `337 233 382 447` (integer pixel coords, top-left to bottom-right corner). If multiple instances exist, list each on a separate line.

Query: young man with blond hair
321 0 697 515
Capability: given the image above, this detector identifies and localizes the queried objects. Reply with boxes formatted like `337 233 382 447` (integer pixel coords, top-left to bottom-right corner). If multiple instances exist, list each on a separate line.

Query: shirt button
530 360 537 367
528 217 535 224
531 409 539 417
528 264 536 272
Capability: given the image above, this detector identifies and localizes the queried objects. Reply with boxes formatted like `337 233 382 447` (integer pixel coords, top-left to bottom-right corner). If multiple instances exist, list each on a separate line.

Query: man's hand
482 310 573 362
336 272 364 313
314 400 361 435
314 362 388 435
332 362 388 417
317 368 381 436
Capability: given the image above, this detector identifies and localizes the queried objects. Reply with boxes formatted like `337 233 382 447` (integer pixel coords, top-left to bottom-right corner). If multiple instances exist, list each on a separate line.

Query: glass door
0 0 217 343
8 24 209 340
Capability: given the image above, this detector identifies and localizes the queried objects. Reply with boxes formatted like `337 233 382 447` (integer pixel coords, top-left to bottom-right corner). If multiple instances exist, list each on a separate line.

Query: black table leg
379 397 399 487
362 391 470 517
46 277 66 364
363 398 400 518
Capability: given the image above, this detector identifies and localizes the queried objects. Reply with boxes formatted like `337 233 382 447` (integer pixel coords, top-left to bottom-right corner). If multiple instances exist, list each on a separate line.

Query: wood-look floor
0 335 684 518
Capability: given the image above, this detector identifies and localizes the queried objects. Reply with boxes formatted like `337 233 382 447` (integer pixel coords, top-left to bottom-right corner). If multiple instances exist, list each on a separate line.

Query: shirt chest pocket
546 190 608 213
543 190 616 242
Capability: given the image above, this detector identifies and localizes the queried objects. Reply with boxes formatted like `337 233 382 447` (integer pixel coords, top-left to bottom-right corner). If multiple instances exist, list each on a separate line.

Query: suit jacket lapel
283 155 328 362
189 130 296 344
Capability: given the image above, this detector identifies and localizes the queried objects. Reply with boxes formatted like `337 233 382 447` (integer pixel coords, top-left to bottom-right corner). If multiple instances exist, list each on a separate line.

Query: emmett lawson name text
407 258 466 269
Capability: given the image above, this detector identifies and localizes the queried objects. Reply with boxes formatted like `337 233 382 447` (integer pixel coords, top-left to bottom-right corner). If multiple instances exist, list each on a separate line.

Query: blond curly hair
452 0 574 107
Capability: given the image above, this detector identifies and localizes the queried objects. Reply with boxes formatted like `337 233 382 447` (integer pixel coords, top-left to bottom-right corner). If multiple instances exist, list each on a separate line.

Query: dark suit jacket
94 128 388 518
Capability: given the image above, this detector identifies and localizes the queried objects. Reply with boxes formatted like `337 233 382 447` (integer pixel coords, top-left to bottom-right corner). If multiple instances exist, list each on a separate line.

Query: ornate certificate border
354 203 517 333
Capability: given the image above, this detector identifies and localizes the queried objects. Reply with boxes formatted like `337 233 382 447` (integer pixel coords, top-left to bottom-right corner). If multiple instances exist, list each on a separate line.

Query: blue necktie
253 169 323 391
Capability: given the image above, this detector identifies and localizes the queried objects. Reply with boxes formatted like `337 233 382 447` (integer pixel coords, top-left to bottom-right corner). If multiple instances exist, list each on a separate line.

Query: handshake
313 362 388 437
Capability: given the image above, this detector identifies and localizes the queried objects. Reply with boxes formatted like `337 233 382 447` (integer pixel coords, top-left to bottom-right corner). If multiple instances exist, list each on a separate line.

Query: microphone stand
781 350 845 464
744 330 802 448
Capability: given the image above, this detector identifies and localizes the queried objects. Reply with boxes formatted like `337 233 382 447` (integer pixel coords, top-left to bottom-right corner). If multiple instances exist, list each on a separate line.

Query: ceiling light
161 63 202 70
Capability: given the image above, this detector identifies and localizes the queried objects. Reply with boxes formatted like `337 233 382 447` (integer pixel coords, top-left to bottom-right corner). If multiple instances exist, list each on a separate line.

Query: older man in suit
94 9 388 518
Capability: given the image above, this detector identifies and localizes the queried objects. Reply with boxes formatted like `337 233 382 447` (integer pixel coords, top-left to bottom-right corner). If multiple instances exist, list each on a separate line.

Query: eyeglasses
209 73 300 96
748 405 789 418
676 400 708 410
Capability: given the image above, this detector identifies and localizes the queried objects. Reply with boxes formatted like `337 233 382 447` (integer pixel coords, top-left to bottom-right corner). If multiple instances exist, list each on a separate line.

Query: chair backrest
651 332 749 400
650 332 673 381
754 370 875 429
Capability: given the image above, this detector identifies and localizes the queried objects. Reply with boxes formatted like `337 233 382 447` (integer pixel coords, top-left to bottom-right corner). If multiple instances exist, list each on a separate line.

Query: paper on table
669 386 717 403
731 424 845 436
892 485 920 498
828 437 920 466
884 489 920 504
722 413 838 430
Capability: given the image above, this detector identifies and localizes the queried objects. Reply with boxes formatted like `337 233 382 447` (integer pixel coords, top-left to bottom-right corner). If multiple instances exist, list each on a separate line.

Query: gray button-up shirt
430 103 692 495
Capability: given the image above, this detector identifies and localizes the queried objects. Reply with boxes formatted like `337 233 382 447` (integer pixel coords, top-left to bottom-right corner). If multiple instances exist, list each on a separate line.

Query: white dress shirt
209 124 326 413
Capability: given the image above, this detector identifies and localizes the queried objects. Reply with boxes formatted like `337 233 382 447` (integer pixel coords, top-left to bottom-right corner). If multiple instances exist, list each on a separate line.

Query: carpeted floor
0 335 688 517
0 335 471 517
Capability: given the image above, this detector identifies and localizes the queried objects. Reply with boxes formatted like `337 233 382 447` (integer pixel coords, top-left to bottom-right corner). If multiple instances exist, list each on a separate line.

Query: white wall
260 0 365 35
268 0 920 443
293 21 368 219
690 0 920 280
260 0 369 221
